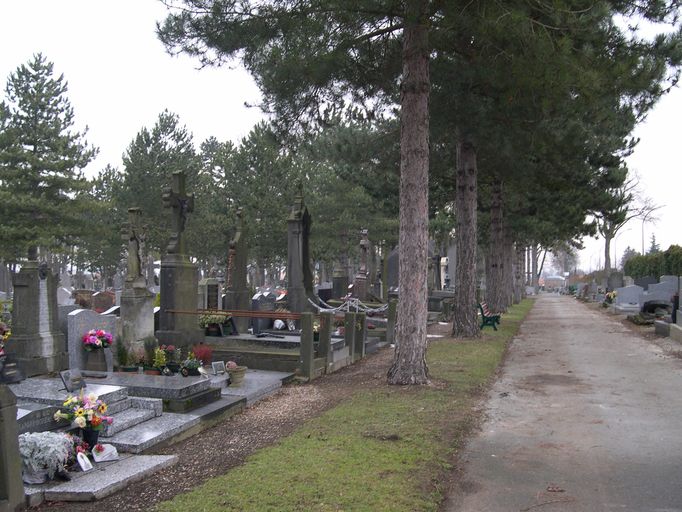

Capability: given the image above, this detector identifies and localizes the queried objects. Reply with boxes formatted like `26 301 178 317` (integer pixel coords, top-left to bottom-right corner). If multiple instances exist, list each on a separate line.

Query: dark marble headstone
286 192 315 315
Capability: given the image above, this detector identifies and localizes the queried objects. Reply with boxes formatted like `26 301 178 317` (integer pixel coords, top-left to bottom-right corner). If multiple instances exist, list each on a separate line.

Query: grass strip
157 299 534 512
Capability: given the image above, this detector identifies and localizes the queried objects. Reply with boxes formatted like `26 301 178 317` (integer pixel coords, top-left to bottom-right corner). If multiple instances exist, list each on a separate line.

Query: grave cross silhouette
162 171 194 255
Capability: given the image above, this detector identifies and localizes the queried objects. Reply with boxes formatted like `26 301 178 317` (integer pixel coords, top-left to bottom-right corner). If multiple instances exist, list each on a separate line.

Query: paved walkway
445 294 682 512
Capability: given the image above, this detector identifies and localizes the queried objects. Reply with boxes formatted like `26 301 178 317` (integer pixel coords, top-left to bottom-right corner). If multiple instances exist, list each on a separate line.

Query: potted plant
226 360 247 386
142 336 157 369
192 343 213 364
153 347 167 374
199 313 228 336
180 352 202 376
161 344 181 372
53 391 113 449
18 431 73 484
82 329 113 372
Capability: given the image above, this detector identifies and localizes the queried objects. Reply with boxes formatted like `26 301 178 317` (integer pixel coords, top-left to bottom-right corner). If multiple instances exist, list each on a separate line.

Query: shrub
192 343 213 364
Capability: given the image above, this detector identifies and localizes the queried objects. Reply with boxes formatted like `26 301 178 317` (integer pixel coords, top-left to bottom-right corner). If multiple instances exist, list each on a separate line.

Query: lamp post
641 211 654 255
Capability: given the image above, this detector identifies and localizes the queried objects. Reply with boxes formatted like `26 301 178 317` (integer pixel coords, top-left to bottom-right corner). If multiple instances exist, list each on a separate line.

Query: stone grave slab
9 378 127 407
614 284 643 314
221 369 292 405
27 454 177 504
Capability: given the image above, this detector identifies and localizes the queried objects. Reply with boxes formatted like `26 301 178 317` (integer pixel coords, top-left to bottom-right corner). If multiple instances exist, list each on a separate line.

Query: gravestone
67 309 116 373
72 289 94 309
332 260 349 300
634 276 657 291
120 209 156 353
614 284 644 314
224 208 251 332
92 290 115 312
0 385 23 511
57 286 74 305
6 260 67 376
623 275 635 286
353 229 370 301
251 290 276 334
647 280 677 300
156 171 203 350
199 277 221 310
286 190 315 315
607 272 624 291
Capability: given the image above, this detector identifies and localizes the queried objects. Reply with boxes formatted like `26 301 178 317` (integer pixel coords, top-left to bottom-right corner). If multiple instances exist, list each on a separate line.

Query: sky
0 2 680 274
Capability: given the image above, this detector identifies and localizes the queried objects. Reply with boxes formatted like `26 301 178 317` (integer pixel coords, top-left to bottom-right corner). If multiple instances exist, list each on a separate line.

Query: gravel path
38 347 394 511
444 294 682 512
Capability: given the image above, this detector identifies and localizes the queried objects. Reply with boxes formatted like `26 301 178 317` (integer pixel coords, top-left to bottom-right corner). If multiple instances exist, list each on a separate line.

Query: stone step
101 407 157 437
106 395 245 454
24 454 177 506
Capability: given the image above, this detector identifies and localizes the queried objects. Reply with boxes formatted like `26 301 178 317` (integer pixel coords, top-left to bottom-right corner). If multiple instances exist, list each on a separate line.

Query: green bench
478 302 500 330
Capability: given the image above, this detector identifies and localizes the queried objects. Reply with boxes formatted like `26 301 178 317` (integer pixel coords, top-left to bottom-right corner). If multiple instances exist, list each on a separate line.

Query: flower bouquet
53 391 113 433
82 329 113 351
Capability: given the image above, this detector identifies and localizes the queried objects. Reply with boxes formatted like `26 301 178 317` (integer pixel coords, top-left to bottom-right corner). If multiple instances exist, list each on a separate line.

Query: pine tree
0 53 97 260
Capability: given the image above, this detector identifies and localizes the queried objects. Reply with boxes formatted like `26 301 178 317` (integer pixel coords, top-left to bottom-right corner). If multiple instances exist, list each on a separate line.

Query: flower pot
80 428 99 451
144 367 161 375
119 365 138 373
205 323 223 336
228 366 247 386
167 362 181 373
85 349 107 372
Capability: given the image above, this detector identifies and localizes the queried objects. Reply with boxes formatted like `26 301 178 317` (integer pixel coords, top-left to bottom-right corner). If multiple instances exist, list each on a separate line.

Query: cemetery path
444 294 682 512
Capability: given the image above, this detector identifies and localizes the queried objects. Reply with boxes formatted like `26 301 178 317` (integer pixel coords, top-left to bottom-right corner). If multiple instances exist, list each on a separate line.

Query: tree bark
387 0 430 385
486 179 507 312
513 244 524 303
531 244 539 292
452 139 480 338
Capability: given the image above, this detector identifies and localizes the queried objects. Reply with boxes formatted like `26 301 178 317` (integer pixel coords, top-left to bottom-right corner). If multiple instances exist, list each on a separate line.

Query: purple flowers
81 329 113 351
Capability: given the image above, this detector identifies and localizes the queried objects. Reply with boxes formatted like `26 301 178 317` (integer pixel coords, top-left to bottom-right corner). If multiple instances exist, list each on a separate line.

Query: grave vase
228 365 247 386
85 349 107 372
80 427 99 451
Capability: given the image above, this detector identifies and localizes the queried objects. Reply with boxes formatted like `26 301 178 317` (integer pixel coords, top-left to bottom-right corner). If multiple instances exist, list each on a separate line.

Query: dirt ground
38 338 405 511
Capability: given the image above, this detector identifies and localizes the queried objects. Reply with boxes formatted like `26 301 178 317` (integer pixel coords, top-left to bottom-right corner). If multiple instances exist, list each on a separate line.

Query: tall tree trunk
387 0 430 385
486 179 507 312
503 229 514 307
513 244 524 303
452 139 480 338
531 244 539 291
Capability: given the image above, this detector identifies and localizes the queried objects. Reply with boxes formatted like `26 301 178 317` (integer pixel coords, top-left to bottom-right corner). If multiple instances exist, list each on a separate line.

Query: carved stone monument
120 207 155 352
353 229 370 301
332 232 349 300
156 171 203 350
287 191 315 315
223 208 251 332
6 259 67 376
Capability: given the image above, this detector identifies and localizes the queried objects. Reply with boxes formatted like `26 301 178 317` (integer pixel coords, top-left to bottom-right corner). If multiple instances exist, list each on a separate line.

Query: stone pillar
120 287 154 352
352 229 370 301
299 312 315 381
332 265 348 300
344 312 356 362
0 385 24 512
318 312 333 371
353 312 366 362
7 261 66 376
287 193 314 316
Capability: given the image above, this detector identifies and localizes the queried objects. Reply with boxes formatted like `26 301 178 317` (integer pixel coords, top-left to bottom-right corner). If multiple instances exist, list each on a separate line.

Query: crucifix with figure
162 171 194 255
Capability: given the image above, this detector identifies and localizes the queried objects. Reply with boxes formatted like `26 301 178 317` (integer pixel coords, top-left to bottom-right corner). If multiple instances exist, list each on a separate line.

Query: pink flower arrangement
53 391 113 431
82 329 113 351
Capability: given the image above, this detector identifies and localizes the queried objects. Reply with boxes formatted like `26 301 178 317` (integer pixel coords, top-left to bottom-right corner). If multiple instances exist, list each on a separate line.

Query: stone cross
121 207 145 288
162 171 194 255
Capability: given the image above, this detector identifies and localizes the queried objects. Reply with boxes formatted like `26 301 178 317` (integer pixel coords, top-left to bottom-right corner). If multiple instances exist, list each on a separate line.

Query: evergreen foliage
0 53 97 260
